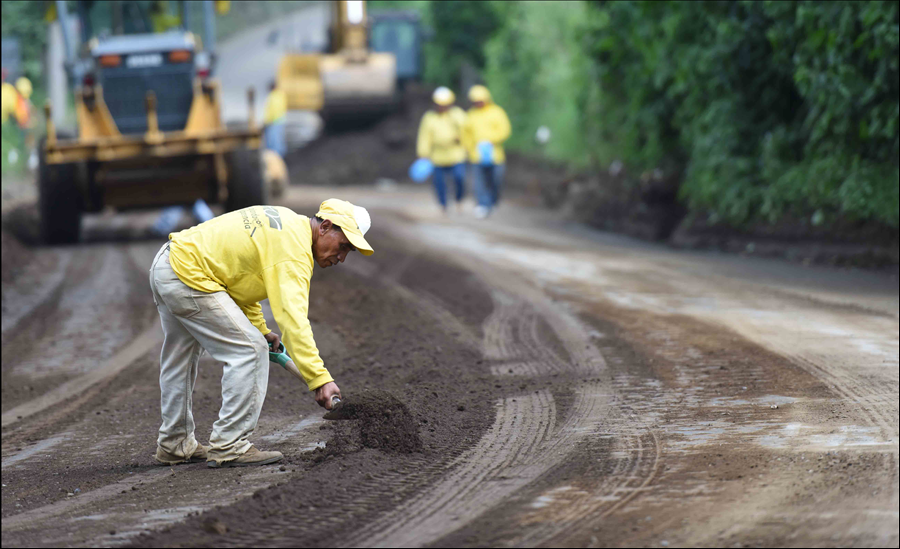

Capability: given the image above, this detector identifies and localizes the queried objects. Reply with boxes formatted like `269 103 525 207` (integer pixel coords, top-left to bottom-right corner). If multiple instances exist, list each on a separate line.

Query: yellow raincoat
263 88 288 125
416 107 467 167
1 82 16 124
168 206 333 391
462 97 511 165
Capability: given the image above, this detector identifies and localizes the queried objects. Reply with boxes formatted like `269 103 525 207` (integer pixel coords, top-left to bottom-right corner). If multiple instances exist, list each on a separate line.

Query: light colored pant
149 243 269 462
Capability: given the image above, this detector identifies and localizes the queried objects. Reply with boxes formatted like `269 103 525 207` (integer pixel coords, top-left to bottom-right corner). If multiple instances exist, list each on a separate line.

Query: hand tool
268 341 305 382
269 342 345 416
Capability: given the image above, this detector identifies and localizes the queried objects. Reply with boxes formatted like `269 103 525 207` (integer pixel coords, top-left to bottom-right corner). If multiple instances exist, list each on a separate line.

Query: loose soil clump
326 390 422 454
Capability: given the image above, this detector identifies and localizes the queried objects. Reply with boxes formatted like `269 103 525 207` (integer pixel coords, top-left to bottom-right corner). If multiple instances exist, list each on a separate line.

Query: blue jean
264 121 287 158
471 163 505 209
432 164 466 208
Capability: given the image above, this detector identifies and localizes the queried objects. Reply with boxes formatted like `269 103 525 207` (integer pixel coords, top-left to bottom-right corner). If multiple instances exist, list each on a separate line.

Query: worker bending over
149 199 373 467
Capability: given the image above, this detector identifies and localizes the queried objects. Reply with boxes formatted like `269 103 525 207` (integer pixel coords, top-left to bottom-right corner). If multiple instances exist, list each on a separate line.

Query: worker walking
263 80 288 158
149 199 373 468
416 87 468 213
462 85 511 218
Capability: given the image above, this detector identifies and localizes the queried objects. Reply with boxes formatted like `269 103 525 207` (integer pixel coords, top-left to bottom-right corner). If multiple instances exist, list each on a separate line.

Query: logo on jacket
262 206 282 230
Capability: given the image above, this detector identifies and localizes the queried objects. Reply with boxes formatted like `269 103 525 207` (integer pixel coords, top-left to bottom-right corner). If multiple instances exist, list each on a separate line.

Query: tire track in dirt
599 264 900 515
353 219 639 547
1 323 162 429
342 261 627 547
0 250 72 337
346 391 556 548
514 429 662 548
777 351 900 514
2 243 159 419
1 412 326 546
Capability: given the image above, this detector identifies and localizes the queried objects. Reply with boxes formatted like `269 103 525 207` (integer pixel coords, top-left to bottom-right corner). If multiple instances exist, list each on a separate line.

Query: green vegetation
580 1 899 228
424 1 899 230
1 1 49 83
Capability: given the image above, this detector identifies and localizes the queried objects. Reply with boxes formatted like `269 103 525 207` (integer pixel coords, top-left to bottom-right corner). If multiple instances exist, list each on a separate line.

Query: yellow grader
41 0 267 244
276 0 404 124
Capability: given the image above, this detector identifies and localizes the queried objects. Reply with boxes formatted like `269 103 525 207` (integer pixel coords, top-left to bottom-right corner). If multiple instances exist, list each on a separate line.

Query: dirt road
2 182 897 548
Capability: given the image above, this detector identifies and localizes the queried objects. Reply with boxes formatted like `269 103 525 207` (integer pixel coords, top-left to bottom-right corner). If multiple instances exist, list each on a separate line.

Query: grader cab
40 0 265 244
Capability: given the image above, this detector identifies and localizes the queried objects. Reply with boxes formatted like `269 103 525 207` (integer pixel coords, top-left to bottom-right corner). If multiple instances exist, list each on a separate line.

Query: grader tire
226 146 267 211
38 136 82 245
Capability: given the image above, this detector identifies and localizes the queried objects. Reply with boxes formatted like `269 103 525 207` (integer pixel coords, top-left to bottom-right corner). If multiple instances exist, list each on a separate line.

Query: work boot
155 444 210 465
207 446 283 468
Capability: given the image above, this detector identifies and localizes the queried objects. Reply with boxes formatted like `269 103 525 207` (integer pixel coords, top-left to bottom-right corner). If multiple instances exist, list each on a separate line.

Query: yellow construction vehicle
40 0 265 244
277 0 400 123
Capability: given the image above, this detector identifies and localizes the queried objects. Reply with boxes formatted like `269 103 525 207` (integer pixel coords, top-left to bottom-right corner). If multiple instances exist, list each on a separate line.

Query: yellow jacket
168 206 332 391
416 107 467 167
462 102 511 164
263 88 288 125
1 82 17 125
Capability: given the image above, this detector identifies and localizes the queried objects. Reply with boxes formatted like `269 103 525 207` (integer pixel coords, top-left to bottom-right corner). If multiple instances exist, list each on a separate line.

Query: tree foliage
456 1 898 229
580 0 899 228
482 2 596 163
423 1 502 86
1 0 51 83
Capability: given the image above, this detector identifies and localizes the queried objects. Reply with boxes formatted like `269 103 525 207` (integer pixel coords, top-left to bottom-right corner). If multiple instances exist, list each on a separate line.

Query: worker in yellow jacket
1 79 17 125
416 87 467 212
149 199 373 468
462 85 511 218
263 79 288 158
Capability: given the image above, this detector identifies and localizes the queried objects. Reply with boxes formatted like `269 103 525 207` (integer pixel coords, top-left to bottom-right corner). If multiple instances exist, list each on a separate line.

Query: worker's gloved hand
315 381 342 410
264 331 281 352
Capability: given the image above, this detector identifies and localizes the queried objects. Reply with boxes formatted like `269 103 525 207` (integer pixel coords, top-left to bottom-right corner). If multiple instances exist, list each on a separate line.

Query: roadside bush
482 2 596 166
580 0 899 228
423 1 503 87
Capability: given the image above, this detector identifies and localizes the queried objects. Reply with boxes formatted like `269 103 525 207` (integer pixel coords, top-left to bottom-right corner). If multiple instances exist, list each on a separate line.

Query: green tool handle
268 342 292 368
270 344 341 408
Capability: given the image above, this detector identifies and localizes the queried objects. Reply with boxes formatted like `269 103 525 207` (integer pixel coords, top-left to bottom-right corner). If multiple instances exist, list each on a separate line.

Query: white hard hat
432 86 455 106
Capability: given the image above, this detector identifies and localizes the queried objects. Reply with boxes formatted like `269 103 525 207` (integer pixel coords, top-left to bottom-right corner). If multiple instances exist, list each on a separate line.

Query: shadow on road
2 202 192 246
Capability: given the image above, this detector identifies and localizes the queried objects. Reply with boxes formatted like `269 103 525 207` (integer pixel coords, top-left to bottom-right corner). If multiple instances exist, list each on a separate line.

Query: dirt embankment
537 161 898 270
285 83 433 187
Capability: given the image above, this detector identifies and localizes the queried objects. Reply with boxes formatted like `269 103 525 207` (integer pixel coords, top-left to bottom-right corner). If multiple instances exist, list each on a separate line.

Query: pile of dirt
326 390 422 454
285 83 434 187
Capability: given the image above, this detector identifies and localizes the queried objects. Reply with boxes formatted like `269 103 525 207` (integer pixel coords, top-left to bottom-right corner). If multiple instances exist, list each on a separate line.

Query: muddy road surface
2 185 898 548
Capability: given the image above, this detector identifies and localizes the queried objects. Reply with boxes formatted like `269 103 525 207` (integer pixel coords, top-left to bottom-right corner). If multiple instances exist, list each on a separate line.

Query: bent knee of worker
231 333 268 367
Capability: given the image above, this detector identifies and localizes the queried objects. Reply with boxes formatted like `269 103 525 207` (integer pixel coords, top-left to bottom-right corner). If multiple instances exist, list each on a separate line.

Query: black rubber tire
37 136 82 245
226 145 267 211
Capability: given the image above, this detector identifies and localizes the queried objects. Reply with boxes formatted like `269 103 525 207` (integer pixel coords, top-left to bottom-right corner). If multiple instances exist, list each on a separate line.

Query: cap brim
344 228 374 256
